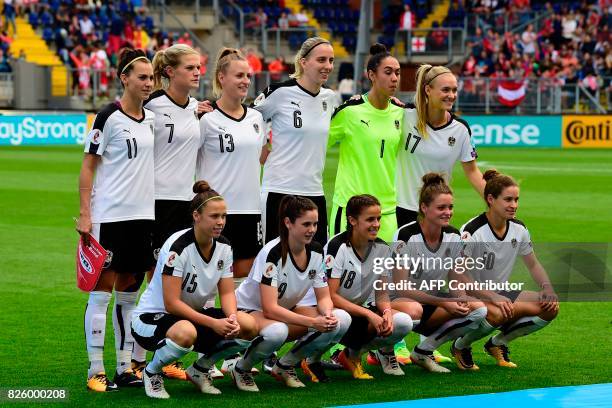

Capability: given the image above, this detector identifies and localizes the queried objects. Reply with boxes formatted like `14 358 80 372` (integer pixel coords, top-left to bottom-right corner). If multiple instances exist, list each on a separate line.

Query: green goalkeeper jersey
328 94 404 213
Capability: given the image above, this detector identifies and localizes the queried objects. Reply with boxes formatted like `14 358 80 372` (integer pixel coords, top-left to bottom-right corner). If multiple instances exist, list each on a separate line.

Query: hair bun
192 180 212 194
369 43 387 55
483 169 500 182
422 172 445 187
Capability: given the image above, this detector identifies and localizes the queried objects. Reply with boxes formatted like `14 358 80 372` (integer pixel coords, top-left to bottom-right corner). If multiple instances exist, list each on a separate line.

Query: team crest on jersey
88 129 102 144
253 123 259 133
394 120 400 130
461 231 471 241
103 250 113 269
153 248 160 260
324 254 335 269
394 241 406 254
448 136 456 146
217 260 224 270
322 100 328 111
263 262 276 278
511 238 517 248
308 269 317 280
254 93 265 106
166 251 178 268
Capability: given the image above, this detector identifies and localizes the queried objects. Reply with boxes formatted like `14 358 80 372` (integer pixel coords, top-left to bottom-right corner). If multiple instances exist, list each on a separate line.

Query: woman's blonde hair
414 64 453 137
212 47 246 98
290 37 331 79
151 44 200 91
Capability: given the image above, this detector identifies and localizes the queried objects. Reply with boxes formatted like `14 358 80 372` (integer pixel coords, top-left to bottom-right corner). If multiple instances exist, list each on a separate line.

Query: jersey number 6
293 110 302 128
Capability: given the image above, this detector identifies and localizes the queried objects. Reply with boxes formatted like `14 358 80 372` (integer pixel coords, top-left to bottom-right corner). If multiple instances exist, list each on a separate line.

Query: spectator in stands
462 54 477 76
562 11 577 43
278 12 289 30
399 4 414 31
428 21 448 51
246 48 262 75
79 13 95 38
108 11 125 56
0 48 11 72
337 74 354 101
2 0 17 35
90 41 110 97
521 24 537 56
245 7 267 35
267 55 287 81
133 24 149 50
177 32 193 47
468 27 484 57
294 8 309 27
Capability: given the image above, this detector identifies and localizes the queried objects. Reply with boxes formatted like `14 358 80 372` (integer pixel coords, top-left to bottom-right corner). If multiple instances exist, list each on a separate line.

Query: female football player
253 37 337 245
77 48 155 392
131 181 257 399
392 173 487 373
396 64 485 228
322 194 416 381
231 196 351 392
452 170 559 368
198 48 265 278
131 43 203 381
328 43 404 242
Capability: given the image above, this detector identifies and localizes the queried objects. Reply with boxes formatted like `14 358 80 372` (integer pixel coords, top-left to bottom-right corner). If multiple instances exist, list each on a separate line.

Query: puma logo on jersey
360 120 370 127
122 129 131 134
290 101 301 108
163 113 172 119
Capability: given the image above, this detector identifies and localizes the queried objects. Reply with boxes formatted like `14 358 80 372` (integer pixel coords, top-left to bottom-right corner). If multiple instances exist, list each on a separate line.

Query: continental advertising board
562 115 612 148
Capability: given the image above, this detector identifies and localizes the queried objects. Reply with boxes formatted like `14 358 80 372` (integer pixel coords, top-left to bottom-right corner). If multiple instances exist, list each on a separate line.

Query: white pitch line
476 161 612 174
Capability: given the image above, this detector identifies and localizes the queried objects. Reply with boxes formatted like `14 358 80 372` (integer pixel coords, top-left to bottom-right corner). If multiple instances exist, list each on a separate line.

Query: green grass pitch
0 146 610 407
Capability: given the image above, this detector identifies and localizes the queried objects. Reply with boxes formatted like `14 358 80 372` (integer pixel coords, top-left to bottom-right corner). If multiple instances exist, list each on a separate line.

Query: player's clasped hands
312 314 337 333
443 301 470 317
212 315 241 339
380 309 394 337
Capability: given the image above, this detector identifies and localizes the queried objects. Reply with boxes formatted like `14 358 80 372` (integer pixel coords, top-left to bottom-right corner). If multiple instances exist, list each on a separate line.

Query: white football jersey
460 213 533 284
235 237 327 311
84 103 155 223
134 228 233 317
197 103 265 214
396 107 477 212
144 90 201 201
394 221 463 293
253 79 339 195
325 231 392 306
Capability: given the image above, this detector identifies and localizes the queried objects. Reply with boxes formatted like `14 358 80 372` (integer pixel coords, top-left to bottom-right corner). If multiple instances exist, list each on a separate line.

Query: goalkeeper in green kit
328 43 404 242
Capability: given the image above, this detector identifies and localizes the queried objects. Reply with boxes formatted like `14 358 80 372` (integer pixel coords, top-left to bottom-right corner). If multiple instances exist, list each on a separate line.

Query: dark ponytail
278 195 318 266
117 48 149 80
345 194 380 242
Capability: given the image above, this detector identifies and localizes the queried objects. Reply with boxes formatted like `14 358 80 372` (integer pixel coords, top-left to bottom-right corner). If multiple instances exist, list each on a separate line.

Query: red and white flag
76 234 108 292
411 37 426 52
497 79 526 107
